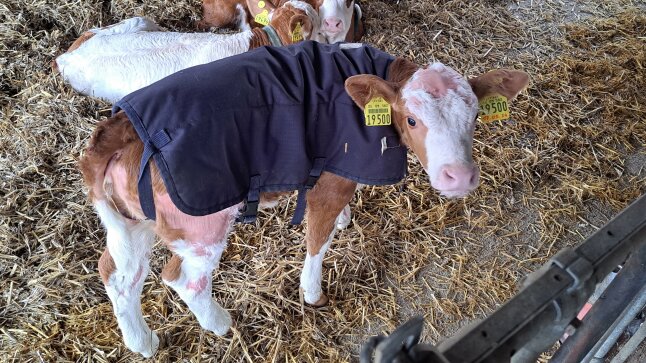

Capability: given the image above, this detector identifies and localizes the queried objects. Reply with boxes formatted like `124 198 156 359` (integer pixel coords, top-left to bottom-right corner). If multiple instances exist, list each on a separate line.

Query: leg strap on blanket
237 175 261 224
137 129 171 221
291 158 326 225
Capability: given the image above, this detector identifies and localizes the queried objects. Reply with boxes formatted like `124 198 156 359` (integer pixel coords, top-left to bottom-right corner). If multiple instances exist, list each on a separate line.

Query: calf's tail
79 112 141 203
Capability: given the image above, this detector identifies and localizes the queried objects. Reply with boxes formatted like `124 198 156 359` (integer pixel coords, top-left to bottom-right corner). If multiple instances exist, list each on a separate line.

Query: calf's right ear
246 0 277 17
345 75 398 110
468 69 530 101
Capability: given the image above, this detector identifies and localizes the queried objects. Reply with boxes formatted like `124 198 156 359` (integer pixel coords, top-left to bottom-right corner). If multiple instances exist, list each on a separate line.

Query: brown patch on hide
305 172 356 256
161 254 183 282
98 248 116 285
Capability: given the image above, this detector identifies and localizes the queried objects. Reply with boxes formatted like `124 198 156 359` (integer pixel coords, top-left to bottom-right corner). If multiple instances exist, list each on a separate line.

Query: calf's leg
95 200 159 357
159 206 237 335
301 172 357 306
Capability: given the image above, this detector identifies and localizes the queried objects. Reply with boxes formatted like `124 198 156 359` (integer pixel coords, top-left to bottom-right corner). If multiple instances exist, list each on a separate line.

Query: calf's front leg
301 172 357 306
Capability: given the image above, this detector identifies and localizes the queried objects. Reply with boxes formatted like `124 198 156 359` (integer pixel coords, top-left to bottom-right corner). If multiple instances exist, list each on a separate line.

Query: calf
54 0 322 103
198 0 364 43
79 41 529 357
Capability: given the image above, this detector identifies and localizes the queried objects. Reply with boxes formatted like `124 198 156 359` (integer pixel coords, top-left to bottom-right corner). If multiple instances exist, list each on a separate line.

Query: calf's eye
407 117 416 127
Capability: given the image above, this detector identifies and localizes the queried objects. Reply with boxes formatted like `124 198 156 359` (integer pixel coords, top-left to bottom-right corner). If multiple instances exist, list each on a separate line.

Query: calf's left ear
468 70 530 101
345 75 397 110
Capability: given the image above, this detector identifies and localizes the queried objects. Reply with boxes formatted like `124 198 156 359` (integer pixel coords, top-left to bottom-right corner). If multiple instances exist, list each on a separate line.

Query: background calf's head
249 0 324 43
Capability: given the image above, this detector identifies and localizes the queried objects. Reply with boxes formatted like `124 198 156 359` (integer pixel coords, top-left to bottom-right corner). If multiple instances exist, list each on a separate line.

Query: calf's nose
436 164 479 191
324 17 343 32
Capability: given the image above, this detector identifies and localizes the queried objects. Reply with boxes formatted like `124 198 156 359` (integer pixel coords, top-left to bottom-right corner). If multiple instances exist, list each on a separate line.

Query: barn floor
1 0 645 362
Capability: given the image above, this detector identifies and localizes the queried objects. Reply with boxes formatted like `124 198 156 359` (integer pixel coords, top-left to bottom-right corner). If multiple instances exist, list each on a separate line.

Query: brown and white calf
79 54 528 357
198 0 364 43
54 0 322 103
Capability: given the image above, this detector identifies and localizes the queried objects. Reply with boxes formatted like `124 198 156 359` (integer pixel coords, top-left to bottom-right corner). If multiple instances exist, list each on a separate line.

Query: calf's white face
318 0 356 43
401 63 479 197
345 60 530 199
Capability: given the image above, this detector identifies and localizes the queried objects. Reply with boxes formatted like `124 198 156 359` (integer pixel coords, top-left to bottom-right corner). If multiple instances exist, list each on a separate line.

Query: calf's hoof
126 331 159 358
200 304 232 336
309 294 329 307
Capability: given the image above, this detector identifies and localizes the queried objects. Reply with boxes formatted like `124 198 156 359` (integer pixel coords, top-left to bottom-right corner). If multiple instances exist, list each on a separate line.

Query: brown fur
468 69 530 100
98 248 117 284
79 112 140 200
161 254 183 282
344 57 420 152
198 0 314 29
249 27 272 49
304 172 356 256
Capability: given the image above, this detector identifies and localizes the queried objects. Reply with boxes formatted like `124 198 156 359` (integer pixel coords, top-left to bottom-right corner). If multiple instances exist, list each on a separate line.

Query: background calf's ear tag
479 94 510 123
254 2 270 26
291 22 303 42
364 97 392 126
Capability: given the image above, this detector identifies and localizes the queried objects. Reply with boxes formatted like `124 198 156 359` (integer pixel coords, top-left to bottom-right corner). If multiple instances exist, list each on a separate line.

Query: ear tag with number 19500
364 97 392 126
478 94 510 123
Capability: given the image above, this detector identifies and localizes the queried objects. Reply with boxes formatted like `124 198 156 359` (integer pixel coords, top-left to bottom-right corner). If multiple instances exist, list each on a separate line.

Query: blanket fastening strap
290 157 327 225
237 175 262 223
137 129 171 220
263 25 283 47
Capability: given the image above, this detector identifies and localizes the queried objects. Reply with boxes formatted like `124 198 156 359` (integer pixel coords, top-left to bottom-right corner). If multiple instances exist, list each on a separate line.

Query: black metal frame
361 194 646 363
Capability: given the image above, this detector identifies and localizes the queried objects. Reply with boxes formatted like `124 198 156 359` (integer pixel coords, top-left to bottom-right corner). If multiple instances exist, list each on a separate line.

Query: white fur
57 4 323 103
89 16 163 35
235 4 251 31
161 205 238 336
401 63 479 194
164 240 231 335
95 201 159 357
336 204 352 230
300 227 335 304
56 20 254 103
318 0 356 43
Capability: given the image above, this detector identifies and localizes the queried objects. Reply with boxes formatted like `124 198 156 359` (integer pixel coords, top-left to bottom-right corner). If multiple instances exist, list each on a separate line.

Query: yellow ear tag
254 9 270 26
364 97 392 126
478 94 510 123
291 22 303 42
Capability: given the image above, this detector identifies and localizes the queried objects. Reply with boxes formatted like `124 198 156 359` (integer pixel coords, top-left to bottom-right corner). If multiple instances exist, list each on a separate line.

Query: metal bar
592 278 646 359
550 241 646 363
609 319 646 363
438 195 646 363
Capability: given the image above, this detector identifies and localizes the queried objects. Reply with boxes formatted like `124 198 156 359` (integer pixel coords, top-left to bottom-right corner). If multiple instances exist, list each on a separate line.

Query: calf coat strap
262 25 283 47
236 175 262 223
137 129 171 220
290 157 327 225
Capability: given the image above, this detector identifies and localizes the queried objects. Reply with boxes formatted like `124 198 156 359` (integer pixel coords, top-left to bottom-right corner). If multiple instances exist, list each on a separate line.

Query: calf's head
317 0 363 43
345 59 529 198
248 0 324 43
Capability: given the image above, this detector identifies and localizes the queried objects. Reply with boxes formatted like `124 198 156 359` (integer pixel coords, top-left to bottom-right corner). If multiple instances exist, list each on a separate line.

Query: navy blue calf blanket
113 41 408 224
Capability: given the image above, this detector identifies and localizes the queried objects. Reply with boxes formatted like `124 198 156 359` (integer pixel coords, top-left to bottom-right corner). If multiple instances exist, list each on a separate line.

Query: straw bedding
1 0 645 361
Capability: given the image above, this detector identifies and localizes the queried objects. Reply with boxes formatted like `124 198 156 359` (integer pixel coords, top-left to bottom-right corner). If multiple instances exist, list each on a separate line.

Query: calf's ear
289 14 312 41
246 0 277 17
468 69 530 101
345 75 397 110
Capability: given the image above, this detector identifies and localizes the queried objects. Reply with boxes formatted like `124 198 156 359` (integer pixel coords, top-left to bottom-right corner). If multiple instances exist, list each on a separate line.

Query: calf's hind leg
159 206 238 336
95 200 159 357
301 172 357 306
